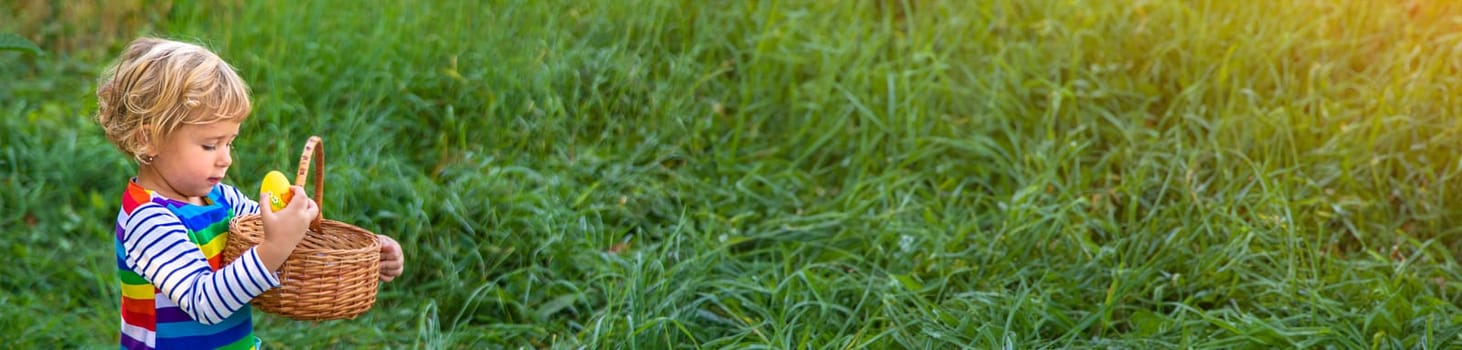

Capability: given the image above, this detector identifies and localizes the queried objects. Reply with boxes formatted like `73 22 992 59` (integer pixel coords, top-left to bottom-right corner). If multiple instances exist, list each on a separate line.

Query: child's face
147 121 242 201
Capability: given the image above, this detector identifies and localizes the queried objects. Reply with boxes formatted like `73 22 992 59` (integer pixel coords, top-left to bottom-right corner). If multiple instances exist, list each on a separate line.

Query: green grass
6 0 1462 348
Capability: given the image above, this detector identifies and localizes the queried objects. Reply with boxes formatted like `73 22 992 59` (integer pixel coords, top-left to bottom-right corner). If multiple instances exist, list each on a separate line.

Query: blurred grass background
6 0 1462 348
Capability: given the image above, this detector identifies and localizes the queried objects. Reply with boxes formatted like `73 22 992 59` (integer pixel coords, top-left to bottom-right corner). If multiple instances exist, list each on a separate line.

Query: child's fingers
379 259 403 282
380 259 403 272
282 186 319 214
260 192 275 216
284 186 307 208
377 235 405 282
290 185 309 199
300 197 319 217
380 239 400 256
379 237 403 260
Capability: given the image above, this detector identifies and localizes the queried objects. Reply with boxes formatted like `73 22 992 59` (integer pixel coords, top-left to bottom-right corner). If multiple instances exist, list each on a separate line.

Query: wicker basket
220 136 380 321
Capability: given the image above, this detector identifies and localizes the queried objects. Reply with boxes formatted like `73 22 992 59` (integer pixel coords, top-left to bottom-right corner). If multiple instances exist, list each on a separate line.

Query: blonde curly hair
95 37 252 164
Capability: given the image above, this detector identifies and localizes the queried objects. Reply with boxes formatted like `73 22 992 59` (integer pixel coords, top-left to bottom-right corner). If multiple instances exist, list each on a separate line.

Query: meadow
5 0 1462 348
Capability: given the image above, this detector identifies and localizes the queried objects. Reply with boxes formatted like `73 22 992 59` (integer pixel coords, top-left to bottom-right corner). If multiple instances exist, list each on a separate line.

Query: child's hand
377 234 404 282
257 186 319 270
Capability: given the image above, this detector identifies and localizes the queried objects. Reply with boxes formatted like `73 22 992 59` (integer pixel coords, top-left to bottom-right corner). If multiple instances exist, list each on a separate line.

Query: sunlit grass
6 0 1462 348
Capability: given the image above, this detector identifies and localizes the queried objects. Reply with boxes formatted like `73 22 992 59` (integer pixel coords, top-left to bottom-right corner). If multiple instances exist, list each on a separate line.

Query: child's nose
218 148 232 167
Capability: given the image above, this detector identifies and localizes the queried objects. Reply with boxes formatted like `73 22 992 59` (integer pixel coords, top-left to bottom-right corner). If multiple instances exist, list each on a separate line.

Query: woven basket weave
220 136 380 321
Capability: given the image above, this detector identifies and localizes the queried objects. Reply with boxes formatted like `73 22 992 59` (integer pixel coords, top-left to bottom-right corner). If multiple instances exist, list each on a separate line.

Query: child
95 37 406 349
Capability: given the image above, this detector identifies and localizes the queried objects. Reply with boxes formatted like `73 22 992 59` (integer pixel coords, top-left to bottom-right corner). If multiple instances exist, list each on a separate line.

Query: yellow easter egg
260 170 293 212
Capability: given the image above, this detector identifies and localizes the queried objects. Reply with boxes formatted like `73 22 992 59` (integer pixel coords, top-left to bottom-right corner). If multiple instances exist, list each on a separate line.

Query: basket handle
294 136 325 231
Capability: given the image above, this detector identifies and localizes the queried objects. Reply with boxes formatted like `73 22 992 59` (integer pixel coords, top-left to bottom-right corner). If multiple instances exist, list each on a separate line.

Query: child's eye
203 144 217 151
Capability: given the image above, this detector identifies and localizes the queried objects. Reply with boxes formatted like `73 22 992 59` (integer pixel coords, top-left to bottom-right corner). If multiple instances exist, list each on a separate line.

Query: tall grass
5 0 1462 348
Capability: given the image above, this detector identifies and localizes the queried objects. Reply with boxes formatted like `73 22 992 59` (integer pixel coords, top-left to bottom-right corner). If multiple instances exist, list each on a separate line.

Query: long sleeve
119 204 280 325
223 185 261 216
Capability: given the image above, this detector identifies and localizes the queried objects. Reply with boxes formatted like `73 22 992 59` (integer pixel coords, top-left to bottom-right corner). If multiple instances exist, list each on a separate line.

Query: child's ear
133 126 157 157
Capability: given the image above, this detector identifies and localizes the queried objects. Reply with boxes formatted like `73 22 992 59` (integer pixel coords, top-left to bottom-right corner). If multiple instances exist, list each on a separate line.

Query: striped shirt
117 179 279 349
